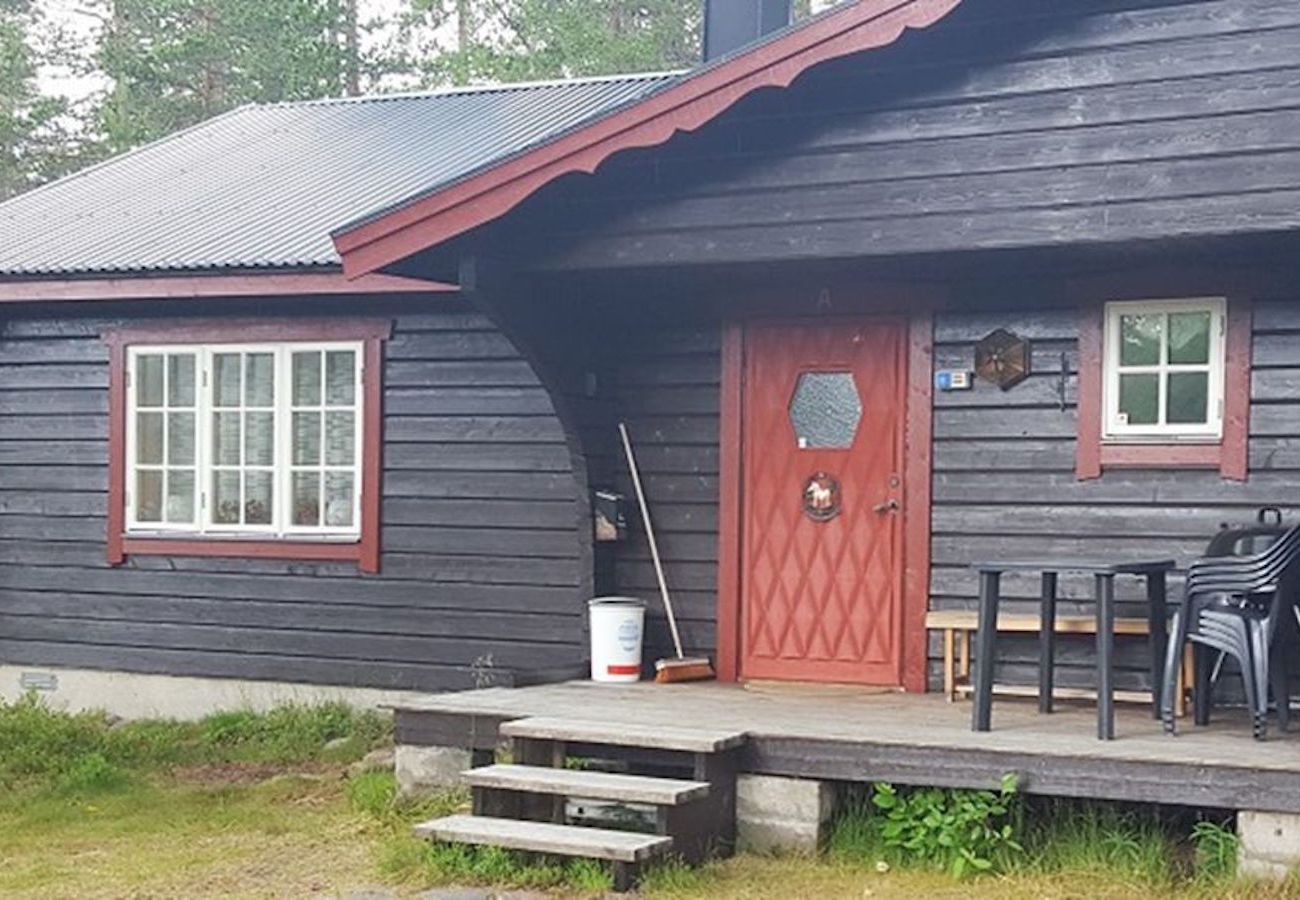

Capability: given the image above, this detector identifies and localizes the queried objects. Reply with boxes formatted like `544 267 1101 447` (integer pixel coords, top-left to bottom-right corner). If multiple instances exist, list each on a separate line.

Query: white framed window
1102 298 1226 441
126 342 364 539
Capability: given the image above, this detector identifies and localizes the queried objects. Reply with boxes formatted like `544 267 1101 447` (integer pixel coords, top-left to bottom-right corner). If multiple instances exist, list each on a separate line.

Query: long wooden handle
619 421 685 660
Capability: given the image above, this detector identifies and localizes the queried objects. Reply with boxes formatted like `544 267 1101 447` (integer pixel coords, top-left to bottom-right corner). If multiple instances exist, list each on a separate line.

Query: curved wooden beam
334 0 963 278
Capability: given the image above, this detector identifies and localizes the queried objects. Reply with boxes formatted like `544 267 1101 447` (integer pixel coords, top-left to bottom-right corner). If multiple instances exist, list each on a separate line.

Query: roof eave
0 270 454 304
332 0 963 279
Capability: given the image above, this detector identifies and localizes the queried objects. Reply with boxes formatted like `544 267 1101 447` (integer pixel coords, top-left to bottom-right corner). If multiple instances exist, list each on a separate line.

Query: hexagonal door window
789 371 862 449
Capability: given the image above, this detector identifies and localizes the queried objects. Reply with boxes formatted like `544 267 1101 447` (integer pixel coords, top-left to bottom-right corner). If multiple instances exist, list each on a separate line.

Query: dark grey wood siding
931 299 1297 693
589 287 1300 694
606 323 721 663
0 295 587 692
504 0 1300 272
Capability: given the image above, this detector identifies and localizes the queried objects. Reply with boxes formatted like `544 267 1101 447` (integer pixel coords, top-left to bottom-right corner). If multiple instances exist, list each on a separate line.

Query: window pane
136 412 164 464
166 469 194 523
1168 371 1210 424
214 353 242 407
326 350 356 406
788 372 862 449
168 355 195 407
325 411 355 465
1118 373 1159 425
292 472 321 526
242 411 273 467
324 472 355 528
293 411 321 465
137 355 164 407
293 352 321 405
245 353 275 406
168 412 195 465
136 470 163 522
212 471 242 524
1119 314 1162 366
245 471 274 525
1169 312 1211 365
213 412 242 465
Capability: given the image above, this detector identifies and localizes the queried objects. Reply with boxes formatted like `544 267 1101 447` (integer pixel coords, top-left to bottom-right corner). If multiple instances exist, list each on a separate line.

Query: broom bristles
654 656 716 683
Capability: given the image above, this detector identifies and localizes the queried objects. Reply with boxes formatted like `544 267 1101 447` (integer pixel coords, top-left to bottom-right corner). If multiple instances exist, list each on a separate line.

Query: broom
619 422 716 683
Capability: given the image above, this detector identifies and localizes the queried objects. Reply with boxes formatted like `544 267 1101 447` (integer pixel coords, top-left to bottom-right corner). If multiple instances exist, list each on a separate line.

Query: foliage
0 692 389 791
1190 818 1238 883
394 0 700 87
0 0 76 198
89 0 376 155
865 774 1024 878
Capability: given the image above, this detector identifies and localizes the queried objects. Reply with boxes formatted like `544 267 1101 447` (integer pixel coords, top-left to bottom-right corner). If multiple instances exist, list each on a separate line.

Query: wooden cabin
2 0 1299 875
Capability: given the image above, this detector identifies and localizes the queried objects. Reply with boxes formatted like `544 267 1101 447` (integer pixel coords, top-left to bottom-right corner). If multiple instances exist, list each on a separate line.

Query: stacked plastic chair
1160 522 1300 740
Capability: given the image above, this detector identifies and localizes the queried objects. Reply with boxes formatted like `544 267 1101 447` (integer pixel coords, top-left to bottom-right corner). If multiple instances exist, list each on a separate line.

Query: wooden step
414 814 673 863
501 716 747 753
465 764 710 805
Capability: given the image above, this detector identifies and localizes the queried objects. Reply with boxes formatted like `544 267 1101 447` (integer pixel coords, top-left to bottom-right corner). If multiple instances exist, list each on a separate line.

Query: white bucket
589 597 646 683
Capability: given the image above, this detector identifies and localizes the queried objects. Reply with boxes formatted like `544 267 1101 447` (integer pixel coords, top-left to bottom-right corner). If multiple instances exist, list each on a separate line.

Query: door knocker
803 472 841 522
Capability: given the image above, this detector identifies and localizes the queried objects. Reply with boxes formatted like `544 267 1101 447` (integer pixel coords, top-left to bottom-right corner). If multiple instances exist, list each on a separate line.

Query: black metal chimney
703 0 792 61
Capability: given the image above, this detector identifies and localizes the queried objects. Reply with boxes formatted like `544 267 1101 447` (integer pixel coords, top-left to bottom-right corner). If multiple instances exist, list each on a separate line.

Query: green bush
866 775 1024 878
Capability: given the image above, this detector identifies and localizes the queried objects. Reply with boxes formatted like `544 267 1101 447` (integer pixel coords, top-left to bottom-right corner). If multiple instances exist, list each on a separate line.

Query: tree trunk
456 0 471 53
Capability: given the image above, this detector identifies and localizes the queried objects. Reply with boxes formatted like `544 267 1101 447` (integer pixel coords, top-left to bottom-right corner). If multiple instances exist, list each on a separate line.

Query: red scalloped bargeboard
741 319 905 685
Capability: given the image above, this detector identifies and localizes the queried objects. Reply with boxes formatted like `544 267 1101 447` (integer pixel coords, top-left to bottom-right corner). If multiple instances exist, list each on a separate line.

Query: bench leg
943 628 956 701
960 630 971 682
613 861 637 893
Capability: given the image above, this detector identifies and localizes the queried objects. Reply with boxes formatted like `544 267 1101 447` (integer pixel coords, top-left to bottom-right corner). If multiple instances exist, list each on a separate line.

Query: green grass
3 695 1298 899
826 788 1293 895
0 692 391 797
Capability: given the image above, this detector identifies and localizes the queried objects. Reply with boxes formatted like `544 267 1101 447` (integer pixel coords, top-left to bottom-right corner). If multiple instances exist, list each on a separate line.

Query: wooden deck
393 680 1300 814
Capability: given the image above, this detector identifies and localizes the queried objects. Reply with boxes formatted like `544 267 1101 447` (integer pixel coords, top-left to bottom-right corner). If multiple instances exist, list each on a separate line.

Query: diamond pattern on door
741 320 904 684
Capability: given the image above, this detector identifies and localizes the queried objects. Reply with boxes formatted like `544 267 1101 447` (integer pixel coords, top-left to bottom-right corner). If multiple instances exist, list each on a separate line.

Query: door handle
873 499 901 514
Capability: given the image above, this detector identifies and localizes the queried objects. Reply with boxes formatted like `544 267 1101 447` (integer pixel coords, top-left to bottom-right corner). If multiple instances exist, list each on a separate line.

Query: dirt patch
170 761 339 786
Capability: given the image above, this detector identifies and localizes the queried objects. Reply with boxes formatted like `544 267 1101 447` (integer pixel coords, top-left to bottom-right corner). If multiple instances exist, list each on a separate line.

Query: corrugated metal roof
0 72 677 277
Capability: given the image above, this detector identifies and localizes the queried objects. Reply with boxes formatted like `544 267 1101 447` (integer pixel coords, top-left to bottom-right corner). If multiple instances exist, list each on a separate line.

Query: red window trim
1075 299 1250 482
103 318 391 573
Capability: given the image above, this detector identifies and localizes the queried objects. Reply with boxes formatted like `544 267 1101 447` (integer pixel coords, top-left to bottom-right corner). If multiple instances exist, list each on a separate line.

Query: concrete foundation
396 744 474 798
0 665 430 720
736 773 837 854
1239 810 1300 880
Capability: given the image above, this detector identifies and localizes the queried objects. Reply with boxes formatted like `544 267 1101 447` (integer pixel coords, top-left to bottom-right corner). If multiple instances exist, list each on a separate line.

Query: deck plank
393 681 1299 774
501 715 747 753
464 764 710 805
414 814 672 862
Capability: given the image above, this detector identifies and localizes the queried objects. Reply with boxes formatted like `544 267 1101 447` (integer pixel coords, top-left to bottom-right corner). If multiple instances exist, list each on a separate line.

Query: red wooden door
740 320 905 684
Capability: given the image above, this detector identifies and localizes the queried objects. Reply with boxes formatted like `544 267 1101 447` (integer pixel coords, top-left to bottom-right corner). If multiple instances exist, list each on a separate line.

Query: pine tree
1 0 74 199
91 0 368 155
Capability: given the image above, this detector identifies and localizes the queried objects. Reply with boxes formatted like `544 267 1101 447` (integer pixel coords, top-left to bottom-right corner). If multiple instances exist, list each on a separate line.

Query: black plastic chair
1161 521 1300 740
1191 514 1289 727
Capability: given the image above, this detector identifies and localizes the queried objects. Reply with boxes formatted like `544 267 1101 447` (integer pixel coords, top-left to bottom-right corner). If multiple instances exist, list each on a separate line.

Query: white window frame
1102 297 1226 442
125 341 364 541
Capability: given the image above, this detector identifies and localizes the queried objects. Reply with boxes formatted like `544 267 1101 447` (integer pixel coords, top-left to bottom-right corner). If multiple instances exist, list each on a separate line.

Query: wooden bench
925 609 1187 712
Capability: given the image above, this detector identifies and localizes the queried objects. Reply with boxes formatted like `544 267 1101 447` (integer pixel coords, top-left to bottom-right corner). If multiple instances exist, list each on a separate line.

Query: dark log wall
605 323 721 664
514 0 1300 272
0 295 587 692
931 298 1300 694
596 292 1300 694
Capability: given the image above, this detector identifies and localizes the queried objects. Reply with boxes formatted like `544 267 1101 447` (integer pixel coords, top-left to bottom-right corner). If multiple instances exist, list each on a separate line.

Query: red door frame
717 311 933 693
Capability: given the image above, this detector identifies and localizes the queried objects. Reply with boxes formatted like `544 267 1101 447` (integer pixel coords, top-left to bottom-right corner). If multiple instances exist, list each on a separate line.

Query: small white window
1103 298 1226 441
126 342 363 538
